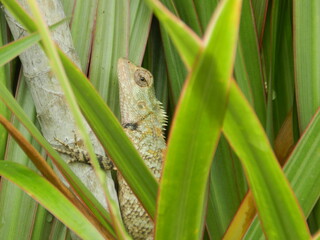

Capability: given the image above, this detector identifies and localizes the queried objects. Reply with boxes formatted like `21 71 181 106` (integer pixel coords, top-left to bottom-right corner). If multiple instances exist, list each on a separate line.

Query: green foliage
0 0 319 239
0 161 106 240
155 0 241 238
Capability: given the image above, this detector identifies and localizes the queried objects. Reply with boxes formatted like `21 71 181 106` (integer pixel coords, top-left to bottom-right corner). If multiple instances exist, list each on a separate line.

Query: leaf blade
0 82 115 237
0 161 105 240
143 0 202 68
244 109 320 239
155 0 242 238
223 82 310 239
146 0 312 238
293 0 320 131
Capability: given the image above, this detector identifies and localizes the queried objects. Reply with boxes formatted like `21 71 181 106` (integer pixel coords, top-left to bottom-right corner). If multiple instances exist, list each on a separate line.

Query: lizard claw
53 136 115 171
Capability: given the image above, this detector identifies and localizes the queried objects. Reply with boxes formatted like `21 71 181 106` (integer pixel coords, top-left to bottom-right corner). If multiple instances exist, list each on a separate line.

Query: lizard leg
53 136 114 171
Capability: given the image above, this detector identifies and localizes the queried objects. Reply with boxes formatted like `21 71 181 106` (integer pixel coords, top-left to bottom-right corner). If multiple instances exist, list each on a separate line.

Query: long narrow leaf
0 161 105 240
206 136 248 240
170 0 203 35
193 0 218 31
0 32 40 66
68 0 98 71
143 0 201 68
293 0 320 131
146 0 312 238
0 113 118 239
155 0 242 239
234 0 266 126
0 79 44 240
0 115 74 201
223 83 310 239
244 109 320 239
143 20 169 108
89 0 129 117
0 83 115 236
222 192 255 239
66 3 130 235
0 18 66 67
128 0 152 64
270 1 294 135
0 10 10 160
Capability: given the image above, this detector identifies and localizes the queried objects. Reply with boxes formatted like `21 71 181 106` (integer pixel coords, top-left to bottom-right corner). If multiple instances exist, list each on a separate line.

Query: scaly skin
117 58 166 239
55 59 166 239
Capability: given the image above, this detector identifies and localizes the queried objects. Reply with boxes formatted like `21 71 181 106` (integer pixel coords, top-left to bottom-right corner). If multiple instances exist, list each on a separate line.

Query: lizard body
55 58 166 239
117 58 166 239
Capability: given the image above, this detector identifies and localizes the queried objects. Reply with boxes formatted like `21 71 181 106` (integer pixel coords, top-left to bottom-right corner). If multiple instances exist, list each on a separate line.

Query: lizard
55 58 167 239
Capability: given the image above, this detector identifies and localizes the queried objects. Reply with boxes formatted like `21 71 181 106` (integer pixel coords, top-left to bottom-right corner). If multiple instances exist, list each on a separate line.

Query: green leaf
143 0 202 68
234 0 266 127
223 82 310 239
0 33 40 67
155 0 242 239
270 1 294 135
169 0 203 36
193 0 219 30
264 1 294 142
0 10 11 160
206 136 247 239
32 205 57 240
159 27 187 105
1 0 37 32
314 232 320 240
0 83 115 236
0 161 105 240
244 109 320 239
251 0 268 40
0 79 45 240
89 0 129 117
129 0 152 64
142 20 169 109
159 3 248 239
0 18 66 67
146 0 311 238
222 192 256 239
48 219 70 240
68 0 98 71
293 0 320 132
160 0 208 105
309 202 320 235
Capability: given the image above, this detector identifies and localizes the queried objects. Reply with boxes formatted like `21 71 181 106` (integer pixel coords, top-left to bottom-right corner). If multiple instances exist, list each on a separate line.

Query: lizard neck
123 113 166 179
122 113 165 141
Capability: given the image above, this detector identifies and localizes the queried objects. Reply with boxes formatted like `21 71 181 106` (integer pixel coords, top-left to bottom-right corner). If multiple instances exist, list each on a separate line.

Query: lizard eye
134 69 152 87
140 76 146 82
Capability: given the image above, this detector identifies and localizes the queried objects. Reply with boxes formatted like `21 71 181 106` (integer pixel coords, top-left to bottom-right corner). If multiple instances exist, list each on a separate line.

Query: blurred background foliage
0 0 319 239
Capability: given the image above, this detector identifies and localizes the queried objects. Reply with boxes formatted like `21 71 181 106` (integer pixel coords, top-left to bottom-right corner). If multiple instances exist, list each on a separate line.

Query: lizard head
117 58 167 130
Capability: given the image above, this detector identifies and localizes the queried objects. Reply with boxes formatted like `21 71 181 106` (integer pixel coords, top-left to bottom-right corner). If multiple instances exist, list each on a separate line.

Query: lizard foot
53 133 115 171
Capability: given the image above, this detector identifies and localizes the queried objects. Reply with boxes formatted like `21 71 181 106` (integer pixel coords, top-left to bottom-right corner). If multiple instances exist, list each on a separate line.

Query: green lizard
55 58 167 239
117 58 167 239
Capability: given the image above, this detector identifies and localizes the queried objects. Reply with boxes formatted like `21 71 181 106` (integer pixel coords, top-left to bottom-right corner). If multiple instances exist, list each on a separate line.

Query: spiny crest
157 100 168 133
